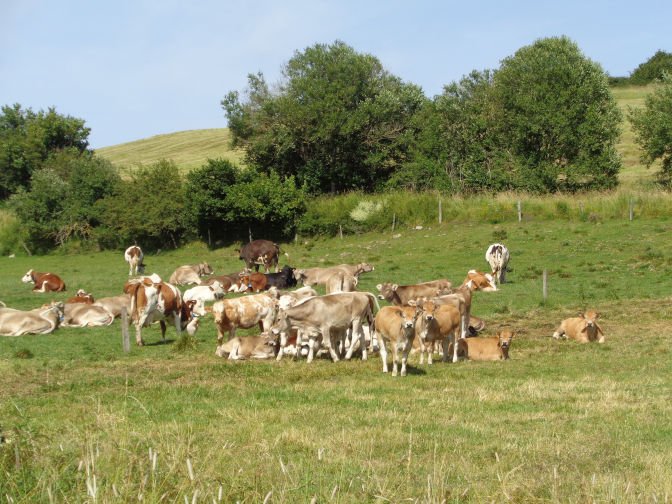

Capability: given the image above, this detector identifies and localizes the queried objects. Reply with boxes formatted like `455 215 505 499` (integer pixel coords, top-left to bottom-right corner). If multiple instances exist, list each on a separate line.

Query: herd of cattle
0 240 605 375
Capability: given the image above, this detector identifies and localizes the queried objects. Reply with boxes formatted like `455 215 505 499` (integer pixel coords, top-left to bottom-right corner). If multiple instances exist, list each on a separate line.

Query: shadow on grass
143 338 175 347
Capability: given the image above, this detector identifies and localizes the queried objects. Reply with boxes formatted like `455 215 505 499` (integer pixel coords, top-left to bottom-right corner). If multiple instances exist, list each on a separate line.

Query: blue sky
2 0 670 148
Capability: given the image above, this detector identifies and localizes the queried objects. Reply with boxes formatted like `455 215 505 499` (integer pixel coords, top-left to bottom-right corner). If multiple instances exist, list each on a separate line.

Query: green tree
99 160 189 249
493 36 622 191
0 104 91 199
8 151 120 252
629 73 672 183
185 159 306 243
630 50 672 85
222 41 426 194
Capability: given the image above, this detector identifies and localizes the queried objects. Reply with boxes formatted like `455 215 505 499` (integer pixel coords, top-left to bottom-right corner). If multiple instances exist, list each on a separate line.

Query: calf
201 274 237 292
21 270 66 293
215 334 277 360
376 279 452 306
451 330 515 361
412 299 461 364
169 263 214 285
124 246 145 276
553 310 604 343
0 301 65 336
374 305 420 376
212 289 279 344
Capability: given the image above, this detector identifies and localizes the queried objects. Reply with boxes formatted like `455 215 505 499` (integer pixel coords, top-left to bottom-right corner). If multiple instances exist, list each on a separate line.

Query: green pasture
2 217 672 502
95 128 245 175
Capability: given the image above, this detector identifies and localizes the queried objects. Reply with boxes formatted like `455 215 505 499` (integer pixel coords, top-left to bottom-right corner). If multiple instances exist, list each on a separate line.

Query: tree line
1 37 671 253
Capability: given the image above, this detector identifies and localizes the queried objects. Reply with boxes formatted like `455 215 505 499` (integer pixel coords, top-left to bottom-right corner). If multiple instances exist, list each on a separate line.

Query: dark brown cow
239 240 281 273
21 270 66 293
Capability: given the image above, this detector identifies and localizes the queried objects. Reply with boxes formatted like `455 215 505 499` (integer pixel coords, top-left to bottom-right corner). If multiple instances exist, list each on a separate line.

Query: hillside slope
96 128 244 172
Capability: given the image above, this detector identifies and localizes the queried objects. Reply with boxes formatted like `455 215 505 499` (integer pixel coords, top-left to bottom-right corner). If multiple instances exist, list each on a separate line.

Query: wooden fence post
517 200 522 223
339 224 343 240
438 199 443 224
248 227 253 243
629 198 634 221
392 213 396 232
542 269 548 302
121 307 130 353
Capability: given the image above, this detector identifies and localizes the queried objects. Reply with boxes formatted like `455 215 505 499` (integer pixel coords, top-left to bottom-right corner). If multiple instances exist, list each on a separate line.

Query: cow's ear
594 312 600 320
407 300 417 307
376 284 383 291
579 312 585 318
392 284 399 291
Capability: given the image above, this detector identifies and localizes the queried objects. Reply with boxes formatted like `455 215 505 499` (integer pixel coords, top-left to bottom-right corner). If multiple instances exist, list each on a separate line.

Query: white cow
183 281 226 303
485 243 510 284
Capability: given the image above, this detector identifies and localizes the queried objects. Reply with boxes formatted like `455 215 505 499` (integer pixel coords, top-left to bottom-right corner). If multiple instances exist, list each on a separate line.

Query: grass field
2 217 672 502
95 128 245 174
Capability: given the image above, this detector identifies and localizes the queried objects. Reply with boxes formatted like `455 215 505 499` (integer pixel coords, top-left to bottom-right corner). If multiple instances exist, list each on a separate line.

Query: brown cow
325 271 358 294
239 240 281 273
411 299 461 364
236 272 268 293
376 279 452 306
215 333 277 360
451 330 515 361
374 305 420 376
21 270 66 293
553 310 604 343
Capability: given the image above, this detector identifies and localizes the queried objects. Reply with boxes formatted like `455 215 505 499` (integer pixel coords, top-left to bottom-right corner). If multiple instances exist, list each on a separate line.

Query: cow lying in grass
215 334 277 360
450 330 515 361
552 310 605 343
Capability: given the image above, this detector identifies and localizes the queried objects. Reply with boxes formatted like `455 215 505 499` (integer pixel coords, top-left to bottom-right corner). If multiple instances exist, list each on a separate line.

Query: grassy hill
95 128 245 173
94 86 657 188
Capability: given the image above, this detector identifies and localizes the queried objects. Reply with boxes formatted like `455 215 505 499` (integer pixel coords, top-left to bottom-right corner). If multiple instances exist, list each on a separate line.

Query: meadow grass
1 218 672 502
95 128 245 174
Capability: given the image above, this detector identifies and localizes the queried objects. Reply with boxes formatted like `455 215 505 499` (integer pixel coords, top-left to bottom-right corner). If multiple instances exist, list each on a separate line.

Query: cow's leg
552 328 565 339
306 335 318 363
391 345 399 376
135 322 145 346
276 334 285 361
378 334 389 373
320 326 340 362
451 332 460 363
173 315 181 339
441 337 450 362
401 345 410 377
228 342 242 360
344 321 366 360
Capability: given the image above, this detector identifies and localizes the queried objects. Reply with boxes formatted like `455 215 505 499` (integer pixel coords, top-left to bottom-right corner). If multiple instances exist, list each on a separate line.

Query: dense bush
629 50 672 85
186 159 306 244
629 73 672 184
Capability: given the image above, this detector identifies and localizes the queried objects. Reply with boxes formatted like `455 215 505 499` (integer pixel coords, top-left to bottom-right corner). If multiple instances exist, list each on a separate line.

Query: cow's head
199 262 214 275
393 308 419 353
376 283 397 302
293 269 307 283
580 310 604 340
463 270 497 292
356 263 375 275
497 330 515 359
21 270 35 284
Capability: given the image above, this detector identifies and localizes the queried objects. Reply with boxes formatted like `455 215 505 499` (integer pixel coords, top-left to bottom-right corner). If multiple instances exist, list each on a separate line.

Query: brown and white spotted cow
124 246 145 276
212 288 280 344
21 270 66 293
